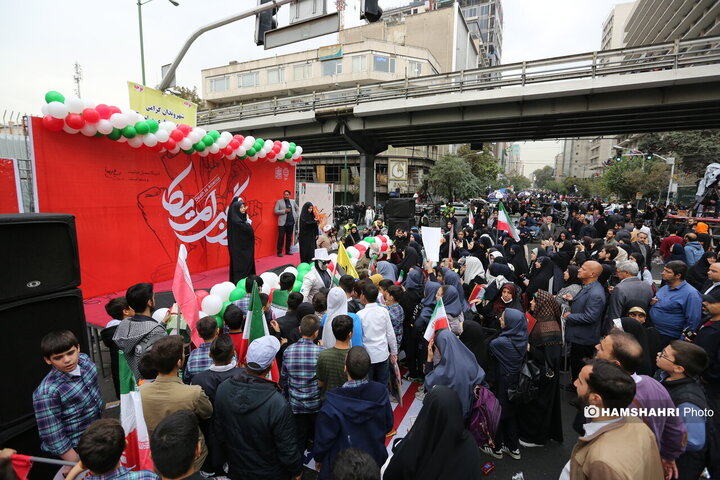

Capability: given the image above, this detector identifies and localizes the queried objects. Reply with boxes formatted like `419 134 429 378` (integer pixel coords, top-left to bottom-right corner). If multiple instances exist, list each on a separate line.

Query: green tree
172 85 205 108
532 165 555 189
506 174 532 190
638 130 720 177
458 144 501 185
545 179 567 194
428 154 482 201
600 157 669 201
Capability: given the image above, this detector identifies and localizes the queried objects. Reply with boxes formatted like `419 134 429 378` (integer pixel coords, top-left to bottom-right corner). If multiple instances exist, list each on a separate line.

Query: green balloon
108 128 122 140
146 119 159 133
94 132 104 137
236 278 247 288
134 121 149 135
45 91 65 104
122 126 137 138
297 262 311 272
366 237 376 243
209 130 220 140
202 135 214 147
289 145 296 154
285 152 293 159
247 148 257 156
194 141 206 152
214 314 223 329
292 280 302 292
182 149 194 155
256 138 264 146
289 142 296 148
229 286 245 301
220 300 232 318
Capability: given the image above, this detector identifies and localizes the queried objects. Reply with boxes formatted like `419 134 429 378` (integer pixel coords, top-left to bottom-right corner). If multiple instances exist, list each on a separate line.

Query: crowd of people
8 193 720 480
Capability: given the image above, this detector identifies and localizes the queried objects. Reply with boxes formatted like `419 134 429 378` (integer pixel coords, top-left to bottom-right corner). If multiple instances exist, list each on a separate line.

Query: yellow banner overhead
127 82 197 126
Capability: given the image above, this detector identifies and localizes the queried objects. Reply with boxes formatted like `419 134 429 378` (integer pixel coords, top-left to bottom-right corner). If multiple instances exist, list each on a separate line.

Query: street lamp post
137 0 179 86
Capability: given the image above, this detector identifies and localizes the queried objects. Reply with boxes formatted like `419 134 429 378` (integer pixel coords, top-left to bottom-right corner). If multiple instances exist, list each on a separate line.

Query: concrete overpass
199 36 720 202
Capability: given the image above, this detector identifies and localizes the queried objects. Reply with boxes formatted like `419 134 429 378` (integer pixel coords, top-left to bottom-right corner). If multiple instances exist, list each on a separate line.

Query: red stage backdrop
31 117 295 298
0 158 23 213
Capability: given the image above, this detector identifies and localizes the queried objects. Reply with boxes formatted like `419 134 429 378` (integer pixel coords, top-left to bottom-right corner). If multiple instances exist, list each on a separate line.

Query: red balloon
274 140 281 146
267 152 276 159
65 113 85 130
177 124 192 134
195 290 209 310
296 156 302 163
42 115 64 132
380 243 389 252
170 129 185 141
229 139 240 149
81 108 100 124
233 134 244 143
165 138 177 150
95 104 112 119
108 105 122 115
222 146 233 155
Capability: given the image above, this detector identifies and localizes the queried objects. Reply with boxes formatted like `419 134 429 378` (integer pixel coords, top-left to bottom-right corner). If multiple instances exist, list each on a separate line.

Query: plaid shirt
232 295 252 317
86 466 159 480
280 338 323 414
184 342 213 384
343 378 369 389
386 303 404 347
32 353 103 456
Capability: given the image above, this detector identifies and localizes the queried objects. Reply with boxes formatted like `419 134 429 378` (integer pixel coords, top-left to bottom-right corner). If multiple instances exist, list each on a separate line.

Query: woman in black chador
227 196 256 283
298 202 318 264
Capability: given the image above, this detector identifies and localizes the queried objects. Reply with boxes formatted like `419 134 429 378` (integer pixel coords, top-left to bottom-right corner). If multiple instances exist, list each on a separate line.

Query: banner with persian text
127 82 197 126
0 158 23 213
30 116 294 297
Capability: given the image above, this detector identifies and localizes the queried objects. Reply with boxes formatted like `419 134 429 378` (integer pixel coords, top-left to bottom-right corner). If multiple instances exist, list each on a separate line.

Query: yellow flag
337 242 359 279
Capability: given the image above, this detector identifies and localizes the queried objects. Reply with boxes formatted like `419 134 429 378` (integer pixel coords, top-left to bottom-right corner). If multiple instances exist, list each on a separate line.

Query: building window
238 72 259 88
267 68 284 84
296 165 314 182
209 76 229 92
325 165 341 183
373 55 396 73
293 64 312 81
352 55 367 73
322 59 343 76
408 61 422 77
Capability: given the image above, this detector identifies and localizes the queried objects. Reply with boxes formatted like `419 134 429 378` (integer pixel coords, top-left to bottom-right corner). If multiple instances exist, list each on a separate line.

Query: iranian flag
119 352 153 471
424 298 450 341
237 282 280 381
469 284 485 302
497 201 520 241
172 244 201 347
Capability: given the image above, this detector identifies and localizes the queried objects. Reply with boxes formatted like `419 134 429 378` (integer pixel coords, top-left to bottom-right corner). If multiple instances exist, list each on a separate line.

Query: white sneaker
519 439 544 448
479 445 503 459
501 446 521 460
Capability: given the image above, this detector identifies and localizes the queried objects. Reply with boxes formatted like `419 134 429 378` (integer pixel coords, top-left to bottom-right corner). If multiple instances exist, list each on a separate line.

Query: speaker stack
0 214 87 476
384 198 416 235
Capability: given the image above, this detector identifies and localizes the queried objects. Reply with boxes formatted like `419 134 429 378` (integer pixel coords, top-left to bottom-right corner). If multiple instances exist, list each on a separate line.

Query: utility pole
73 62 82 98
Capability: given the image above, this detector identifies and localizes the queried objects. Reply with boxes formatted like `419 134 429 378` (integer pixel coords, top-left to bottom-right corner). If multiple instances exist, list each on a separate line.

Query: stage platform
83 252 300 329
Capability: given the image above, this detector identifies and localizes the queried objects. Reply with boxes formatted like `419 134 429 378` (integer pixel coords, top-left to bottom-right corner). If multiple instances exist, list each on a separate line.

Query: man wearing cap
275 190 299 257
301 248 333 303
214 335 302 480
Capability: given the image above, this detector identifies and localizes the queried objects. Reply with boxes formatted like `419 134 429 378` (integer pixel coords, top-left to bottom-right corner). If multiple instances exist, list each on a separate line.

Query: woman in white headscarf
320 286 363 348
462 256 485 299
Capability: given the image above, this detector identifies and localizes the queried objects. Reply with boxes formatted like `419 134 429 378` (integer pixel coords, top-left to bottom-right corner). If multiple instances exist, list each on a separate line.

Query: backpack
467 385 502 448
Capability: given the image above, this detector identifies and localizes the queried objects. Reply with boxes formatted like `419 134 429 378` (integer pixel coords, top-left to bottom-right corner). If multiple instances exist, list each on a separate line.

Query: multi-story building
623 0 720 47
201 4 481 205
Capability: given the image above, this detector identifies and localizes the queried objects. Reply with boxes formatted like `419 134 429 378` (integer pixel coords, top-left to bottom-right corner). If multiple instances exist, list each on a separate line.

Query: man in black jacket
214 335 302 480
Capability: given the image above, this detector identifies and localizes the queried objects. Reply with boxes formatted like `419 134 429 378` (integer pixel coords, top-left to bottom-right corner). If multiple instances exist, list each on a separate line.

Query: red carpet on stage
84 253 300 328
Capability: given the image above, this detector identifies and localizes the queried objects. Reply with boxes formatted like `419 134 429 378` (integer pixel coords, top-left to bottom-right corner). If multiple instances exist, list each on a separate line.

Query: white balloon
220 131 233 141
201 294 223 315
268 156 277 163
47 101 69 119
329 253 338 265
295 146 303 156
62 124 79 134
155 129 170 142
358 241 370 249
198 311 209 319
192 127 206 138
237 146 247 156
170 145 181 154
83 99 97 109
41 104 49 116
178 138 193 150
128 136 144 148
227 152 237 160
198 150 209 157
259 272 280 291
292 151 301 160
65 96 84 114
188 131 202 143
248 155 258 162
109 113 128 129
283 266 298 278
350 257 359 268
135 113 146 123
159 121 176 132
216 138 229 149
346 246 359 258
96 119 113 135
281 141 289 150
209 144 220 154
245 135 255 146
80 124 97 136
257 148 267 158
264 139 273 150
210 282 235 302
143 133 158 147
116 136 127 143
152 308 169 323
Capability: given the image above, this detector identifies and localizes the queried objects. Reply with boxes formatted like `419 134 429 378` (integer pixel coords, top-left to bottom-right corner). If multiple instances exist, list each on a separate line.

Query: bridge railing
197 36 720 125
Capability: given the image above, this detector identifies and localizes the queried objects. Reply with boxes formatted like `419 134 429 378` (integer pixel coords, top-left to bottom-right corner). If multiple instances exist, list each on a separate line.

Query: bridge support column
359 153 375 206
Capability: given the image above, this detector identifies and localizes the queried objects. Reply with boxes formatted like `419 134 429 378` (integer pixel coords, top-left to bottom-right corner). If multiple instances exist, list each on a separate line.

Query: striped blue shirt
280 338 323 414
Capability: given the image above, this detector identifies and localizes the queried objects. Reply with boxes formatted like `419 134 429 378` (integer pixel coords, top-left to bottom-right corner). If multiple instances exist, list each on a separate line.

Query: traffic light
361 0 383 22
646 153 654 161
254 0 278 46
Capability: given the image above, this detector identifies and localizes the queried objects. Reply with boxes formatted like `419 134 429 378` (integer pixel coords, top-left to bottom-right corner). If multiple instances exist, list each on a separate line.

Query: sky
0 0 631 170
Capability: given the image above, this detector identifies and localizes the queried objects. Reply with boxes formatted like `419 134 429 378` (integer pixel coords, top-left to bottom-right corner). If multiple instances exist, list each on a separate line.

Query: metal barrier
198 36 720 125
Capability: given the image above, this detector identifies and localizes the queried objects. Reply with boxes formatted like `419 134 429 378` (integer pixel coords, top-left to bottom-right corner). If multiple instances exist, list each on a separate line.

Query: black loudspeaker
388 217 414 236
0 289 88 425
0 214 81 303
384 198 415 219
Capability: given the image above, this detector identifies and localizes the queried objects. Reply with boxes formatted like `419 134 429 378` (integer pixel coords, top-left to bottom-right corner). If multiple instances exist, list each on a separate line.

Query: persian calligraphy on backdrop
162 162 249 245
